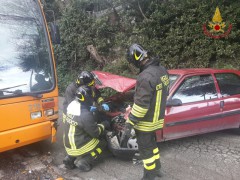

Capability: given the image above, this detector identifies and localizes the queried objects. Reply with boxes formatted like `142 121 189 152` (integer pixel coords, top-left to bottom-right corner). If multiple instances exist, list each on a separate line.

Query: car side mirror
166 98 182 107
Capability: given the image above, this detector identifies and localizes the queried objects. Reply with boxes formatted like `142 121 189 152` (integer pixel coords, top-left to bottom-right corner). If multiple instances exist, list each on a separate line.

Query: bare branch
138 0 149 20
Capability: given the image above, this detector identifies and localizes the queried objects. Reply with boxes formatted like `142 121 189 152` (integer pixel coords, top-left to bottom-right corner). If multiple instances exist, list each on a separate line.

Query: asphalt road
0 97 239 180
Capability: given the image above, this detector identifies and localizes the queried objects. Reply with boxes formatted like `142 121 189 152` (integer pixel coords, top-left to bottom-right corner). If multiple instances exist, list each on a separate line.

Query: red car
93 69 240 156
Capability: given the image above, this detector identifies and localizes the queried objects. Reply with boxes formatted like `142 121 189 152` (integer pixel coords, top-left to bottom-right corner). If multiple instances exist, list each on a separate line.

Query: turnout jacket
63 100 105 157
128 58 169 132
63 82 104 114
63 82 77 114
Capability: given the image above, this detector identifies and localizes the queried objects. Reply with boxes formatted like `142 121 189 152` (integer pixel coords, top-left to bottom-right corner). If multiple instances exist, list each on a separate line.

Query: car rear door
163 73 222 140
214 72 240 129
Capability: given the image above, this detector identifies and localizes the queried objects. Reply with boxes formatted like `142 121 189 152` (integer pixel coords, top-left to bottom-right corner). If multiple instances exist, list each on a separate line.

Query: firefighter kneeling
63 85 110 172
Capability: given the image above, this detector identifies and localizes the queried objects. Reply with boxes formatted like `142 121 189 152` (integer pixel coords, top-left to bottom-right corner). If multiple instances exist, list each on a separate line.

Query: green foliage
102 57 137 78
56 2 94 69
45 0 240 94
135 0 240 69
43 0 62 22
53 0 96 93
57 66 77 96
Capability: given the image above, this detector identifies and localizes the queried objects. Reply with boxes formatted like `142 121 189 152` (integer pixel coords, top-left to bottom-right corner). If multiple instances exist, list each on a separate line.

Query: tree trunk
87 45 105 66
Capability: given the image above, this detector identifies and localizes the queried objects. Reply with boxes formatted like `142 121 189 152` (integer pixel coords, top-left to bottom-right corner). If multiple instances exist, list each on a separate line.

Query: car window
215 73 240 96
172 74 218 104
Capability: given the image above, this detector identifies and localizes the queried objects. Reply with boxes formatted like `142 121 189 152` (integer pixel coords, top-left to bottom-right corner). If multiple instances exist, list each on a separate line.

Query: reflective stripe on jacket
129 59 169 132
63 100 104 157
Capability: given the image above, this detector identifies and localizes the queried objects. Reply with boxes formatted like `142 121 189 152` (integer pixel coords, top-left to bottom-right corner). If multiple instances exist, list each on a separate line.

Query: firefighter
125 44 169 180
62 71 109 121
63 85 110 171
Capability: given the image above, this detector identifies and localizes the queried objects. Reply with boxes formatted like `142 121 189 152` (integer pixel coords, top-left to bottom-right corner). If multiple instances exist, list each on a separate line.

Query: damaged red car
93 69 240 157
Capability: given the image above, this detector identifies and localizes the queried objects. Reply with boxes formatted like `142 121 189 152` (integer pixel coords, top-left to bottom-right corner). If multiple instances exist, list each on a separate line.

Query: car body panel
163 72 221 140
219 96 240 128
93 71 136 92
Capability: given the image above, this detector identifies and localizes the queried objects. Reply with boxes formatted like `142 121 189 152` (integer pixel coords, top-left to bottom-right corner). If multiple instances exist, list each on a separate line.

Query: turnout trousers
135 130 161 180
64 140 107 171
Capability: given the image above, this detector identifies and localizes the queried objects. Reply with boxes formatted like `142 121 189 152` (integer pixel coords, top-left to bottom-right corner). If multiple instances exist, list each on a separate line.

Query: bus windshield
0 0 54 98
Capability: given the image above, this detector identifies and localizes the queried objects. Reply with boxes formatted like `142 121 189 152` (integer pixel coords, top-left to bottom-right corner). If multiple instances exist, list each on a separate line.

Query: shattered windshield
0 0 54 98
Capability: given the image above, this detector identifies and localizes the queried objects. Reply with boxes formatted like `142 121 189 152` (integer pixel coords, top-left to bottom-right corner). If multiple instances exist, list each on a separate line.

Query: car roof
168 68 240 76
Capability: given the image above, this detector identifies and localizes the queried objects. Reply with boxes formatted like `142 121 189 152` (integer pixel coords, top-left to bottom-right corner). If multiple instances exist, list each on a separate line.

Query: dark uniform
63 82 103 114
62 70 105 115
63 82 78 114
63 99 108 171
128 58 169 179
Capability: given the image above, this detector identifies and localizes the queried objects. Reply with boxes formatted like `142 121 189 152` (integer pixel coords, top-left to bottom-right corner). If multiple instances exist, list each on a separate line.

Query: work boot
132 153 142 165
156 170 163 177
155 160 163 177
141 169 161 180
141 173 161 180
75 158 92 172
63 155 76 170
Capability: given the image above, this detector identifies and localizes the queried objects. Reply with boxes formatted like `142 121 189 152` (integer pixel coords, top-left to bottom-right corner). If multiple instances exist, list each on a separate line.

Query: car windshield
169 74 179 88
0 0 54 98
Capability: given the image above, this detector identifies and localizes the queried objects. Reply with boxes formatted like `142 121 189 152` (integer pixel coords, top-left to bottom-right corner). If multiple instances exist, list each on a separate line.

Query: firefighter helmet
76 71 95 87
126 43 148 68
75 85 94 105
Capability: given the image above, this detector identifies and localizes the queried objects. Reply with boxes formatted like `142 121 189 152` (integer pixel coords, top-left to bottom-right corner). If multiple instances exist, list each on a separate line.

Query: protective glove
90 106 97 112
101 103 110 111
101 120 111 130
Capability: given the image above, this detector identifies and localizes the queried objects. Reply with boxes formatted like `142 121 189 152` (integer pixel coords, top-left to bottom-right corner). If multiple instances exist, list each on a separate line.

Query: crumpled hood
93 71 136 93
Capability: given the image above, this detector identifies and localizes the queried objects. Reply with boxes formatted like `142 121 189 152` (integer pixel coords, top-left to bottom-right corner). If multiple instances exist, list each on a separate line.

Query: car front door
214 72 240 129
163 73 222 141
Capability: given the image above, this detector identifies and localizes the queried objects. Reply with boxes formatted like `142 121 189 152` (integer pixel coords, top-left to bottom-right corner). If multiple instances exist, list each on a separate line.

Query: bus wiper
0 84 27 91
0 89 43 98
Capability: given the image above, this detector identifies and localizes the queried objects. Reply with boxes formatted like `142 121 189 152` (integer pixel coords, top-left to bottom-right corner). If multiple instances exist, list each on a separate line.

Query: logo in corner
203 7 232 39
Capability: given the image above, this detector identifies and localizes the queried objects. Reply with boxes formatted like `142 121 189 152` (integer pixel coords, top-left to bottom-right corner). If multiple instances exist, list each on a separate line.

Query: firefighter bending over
62 70 109 115
63 85 110 172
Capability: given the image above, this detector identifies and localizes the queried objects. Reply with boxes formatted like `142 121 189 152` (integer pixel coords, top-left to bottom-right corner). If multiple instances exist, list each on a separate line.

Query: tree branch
87 45 106 66
138 0 149 20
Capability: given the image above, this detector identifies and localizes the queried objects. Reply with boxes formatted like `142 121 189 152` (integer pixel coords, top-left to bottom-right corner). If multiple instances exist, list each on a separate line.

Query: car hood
93 71 136 93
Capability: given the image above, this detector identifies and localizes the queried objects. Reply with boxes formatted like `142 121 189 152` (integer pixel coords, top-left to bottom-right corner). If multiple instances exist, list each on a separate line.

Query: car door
214 72 240 129
163 73 222 140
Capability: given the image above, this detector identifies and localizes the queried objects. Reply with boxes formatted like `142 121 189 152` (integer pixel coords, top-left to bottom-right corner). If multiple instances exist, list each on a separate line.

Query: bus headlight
31 111 42 119
44 109 54 116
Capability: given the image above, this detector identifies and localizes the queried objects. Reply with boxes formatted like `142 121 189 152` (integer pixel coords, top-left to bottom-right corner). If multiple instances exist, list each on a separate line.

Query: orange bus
0 0 59 152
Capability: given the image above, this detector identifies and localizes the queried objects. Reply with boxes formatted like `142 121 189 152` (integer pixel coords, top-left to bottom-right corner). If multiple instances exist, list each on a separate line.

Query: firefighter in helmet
124 43 169 179
62 71 109 122
63 85 110 171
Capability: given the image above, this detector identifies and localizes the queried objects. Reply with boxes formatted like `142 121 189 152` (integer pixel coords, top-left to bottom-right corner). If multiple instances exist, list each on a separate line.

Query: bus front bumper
0 121 57 153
